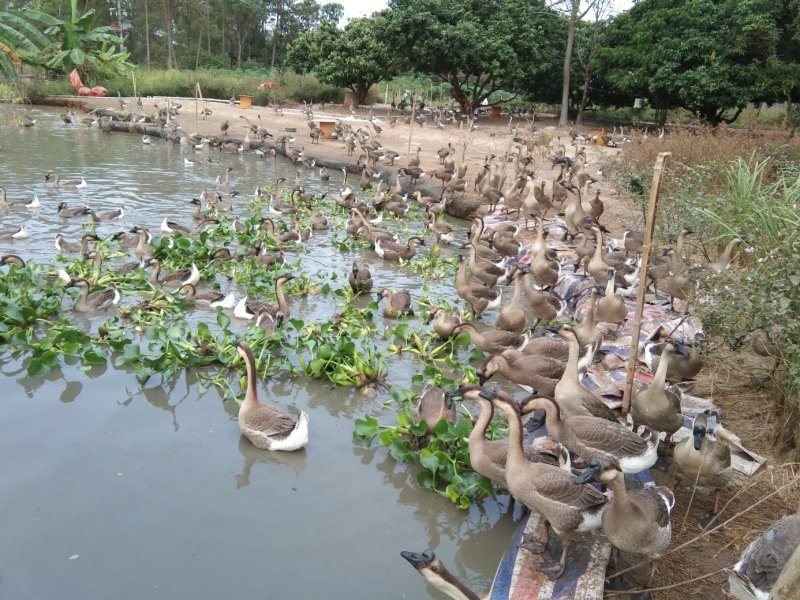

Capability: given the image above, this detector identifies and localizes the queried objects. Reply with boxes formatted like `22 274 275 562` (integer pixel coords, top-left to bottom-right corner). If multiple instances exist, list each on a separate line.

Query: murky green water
0 106 516 599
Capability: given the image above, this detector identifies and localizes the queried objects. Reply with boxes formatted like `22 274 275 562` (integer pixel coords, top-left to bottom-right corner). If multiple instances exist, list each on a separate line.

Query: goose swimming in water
65 278 120 312
45 172 87 188
235 341 309 451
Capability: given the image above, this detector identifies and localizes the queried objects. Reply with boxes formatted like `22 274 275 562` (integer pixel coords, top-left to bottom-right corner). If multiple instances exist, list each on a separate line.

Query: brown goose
178 283 235 308
57 202 91 218
426 306 462 339
65 278 119 312
520 335 570 361
234 275 293 320
623 228 644 256
520 395 658 473
477 353 562 397
632 343 682 440
348 262 373 294
494 269 527 333
377 288 413 318
426 210 456 245
256 309 285 335
147 259 200 288
452 323 528 355
673 410 732 524
549 324 618 421
130 226 153 259
375 236 425 262
647 335 704 382
573 231 595 275
595 268 628 326
575 458 674 586
455 255 502 317
728 509 800 600
450 384 561 491
1 254 26 268
235 341 308 451
464 242 508 287
529 244 560 288
412 383 456 434
468 217 504 263
483 389 607 580
55 233 99 254
572 288 603 363
585 225 610 285
519 268 562 324
400 550 481 600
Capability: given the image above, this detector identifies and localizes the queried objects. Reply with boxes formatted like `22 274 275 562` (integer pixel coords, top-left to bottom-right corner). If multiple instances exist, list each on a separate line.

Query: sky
339 0 636 22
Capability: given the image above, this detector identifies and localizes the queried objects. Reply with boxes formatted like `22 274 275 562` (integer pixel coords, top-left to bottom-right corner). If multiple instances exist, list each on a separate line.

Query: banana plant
0 9 51 81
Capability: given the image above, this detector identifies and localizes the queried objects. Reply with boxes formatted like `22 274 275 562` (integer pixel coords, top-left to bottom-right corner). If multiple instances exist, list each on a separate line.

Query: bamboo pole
621 151 671 416
406 98 416 160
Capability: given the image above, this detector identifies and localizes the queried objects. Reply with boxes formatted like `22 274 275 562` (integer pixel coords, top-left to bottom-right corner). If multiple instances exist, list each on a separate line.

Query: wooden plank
622 151 671 416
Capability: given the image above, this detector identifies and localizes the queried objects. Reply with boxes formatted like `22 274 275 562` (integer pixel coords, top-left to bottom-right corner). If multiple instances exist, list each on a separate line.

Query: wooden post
621 151 671 416
406 98 416 160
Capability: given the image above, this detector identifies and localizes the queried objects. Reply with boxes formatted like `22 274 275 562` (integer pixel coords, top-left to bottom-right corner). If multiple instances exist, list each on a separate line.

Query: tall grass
615 134 800 455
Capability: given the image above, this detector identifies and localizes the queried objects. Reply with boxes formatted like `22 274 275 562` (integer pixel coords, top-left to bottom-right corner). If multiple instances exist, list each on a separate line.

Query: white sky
340 0 635 22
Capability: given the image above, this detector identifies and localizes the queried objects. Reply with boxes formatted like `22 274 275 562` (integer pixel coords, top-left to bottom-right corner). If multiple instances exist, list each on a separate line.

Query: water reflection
59 380 82 403
234 436 307 488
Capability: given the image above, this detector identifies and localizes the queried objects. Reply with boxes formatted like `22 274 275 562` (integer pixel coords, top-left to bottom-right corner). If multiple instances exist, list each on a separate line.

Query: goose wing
244 403 298 438
533 464 606 508
735 512 800 594
86 287 118 308
569 416 647 456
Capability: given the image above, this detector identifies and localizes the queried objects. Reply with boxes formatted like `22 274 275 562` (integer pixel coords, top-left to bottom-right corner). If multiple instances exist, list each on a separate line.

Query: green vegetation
613 130 800 454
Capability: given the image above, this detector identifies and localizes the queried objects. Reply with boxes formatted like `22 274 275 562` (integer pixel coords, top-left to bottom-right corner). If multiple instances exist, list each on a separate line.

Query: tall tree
385 0 563 114
287 14 396 104
594 0 785 125
574 1 610 124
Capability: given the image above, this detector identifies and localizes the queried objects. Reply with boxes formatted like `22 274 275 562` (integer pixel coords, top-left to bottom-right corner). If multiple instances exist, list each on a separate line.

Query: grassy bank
614 129 800 455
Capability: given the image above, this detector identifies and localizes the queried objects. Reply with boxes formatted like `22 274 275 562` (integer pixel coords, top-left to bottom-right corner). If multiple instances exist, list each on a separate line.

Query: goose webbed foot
653 454 669 472
536 558 566 581
697 512 722 530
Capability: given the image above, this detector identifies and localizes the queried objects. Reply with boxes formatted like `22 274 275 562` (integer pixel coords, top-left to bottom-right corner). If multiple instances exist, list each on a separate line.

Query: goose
519 268 562 325
595 268 628 326
310 210 329 231
463 242 509 287
486 229 520 258
673 410 732 525
84 250 142 276
426 306 462 339
255 243 285 268
436 142 454 164
235 341 309 451
57 202 91 218
178 283 235 308
376 288 414 318
161 217 193 236
477 352 561 396
454 255 502 317
130 226 153 259
572 288 603 362
520 395 659 473
374 236 425 262
0 187 40 209
319 166 330 181
141 134 151 144
703 237 742 275
549 324 619 421
412 384 456 434
147 259 200 288
65 278 120 312
648 335 704 382
401 549 482 600
452 323 528 355
234 275 293 320
468 217 504 262
728 510 800 600
425 210 456 245
623 228 644 256
575 458 674 586
449 385 561 491
632 343 682 440
0 224 29 240
528 243 560 288
256 309 285 335
494 270 527 333
89 206 125 222
1 254 26 268
348 262 373 294
585 225 609 285
519 335 570 361
45 172 87 188
481 388 608 580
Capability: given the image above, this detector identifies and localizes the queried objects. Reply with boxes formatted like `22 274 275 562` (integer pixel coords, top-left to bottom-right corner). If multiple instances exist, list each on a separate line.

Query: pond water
0 107 517 599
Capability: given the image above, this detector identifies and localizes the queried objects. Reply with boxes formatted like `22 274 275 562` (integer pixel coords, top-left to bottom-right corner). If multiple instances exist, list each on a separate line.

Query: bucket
318 120 336 140
239 95 253 109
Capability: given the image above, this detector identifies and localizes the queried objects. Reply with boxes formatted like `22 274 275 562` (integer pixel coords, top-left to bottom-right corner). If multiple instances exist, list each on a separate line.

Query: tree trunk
144 0 151 69
205 0 211 53
270 0 282 69
162 0 176 69
559 0 579 126
576 70 590 125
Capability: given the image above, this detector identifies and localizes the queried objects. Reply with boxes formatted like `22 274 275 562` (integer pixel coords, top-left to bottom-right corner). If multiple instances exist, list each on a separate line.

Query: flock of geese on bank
3 110 795 600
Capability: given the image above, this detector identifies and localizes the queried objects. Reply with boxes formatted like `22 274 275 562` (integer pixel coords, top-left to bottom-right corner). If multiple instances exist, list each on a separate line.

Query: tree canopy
594 0 793 124
384 0 565 113
287 14 397 104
